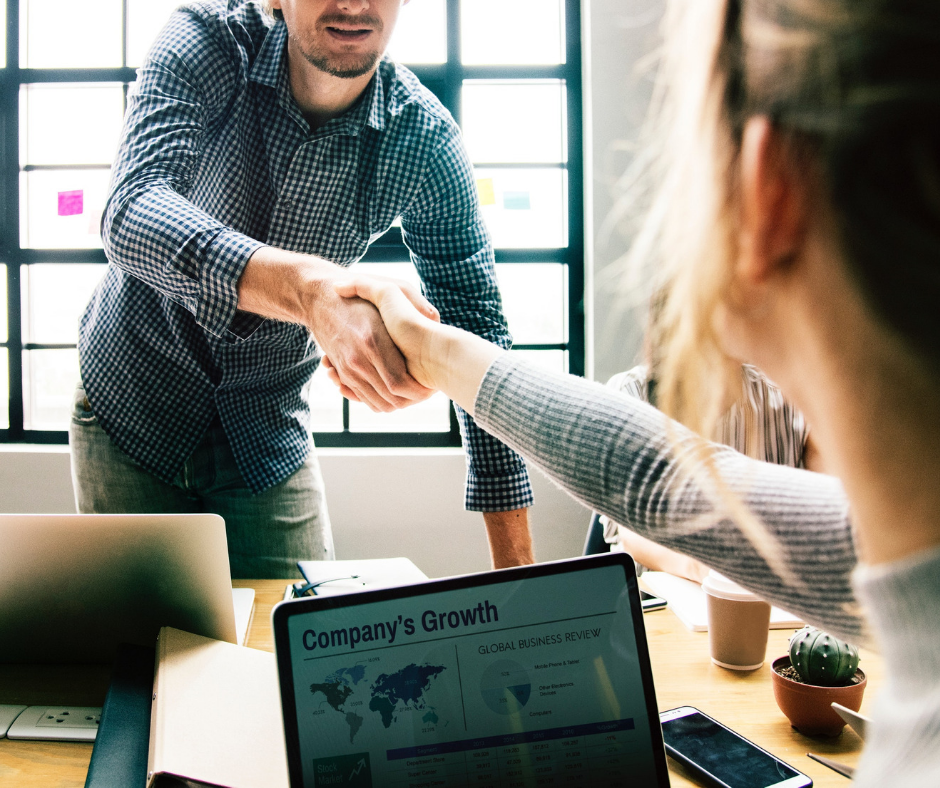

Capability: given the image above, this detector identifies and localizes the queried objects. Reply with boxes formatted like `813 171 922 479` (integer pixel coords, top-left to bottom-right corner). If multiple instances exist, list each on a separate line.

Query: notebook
641 572 803 632
288 558 429 599
272 553 671 787
146 627 288 788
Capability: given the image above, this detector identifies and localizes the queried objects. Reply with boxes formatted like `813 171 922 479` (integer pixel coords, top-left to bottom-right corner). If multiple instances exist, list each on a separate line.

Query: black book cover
85 643 156 788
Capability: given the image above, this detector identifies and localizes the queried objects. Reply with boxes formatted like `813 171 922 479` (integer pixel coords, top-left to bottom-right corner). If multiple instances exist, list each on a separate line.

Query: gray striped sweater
474 355 940 787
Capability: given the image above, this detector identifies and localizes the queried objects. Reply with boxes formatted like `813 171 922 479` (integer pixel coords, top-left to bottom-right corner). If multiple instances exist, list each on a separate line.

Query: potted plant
771 626 866 736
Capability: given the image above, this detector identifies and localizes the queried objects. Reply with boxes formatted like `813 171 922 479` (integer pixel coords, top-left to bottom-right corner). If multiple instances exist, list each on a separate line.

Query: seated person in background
329 0 940 783
604 362 823 583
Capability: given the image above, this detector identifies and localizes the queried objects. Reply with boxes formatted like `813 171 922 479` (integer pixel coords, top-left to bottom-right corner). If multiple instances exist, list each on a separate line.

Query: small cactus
788 626 860 687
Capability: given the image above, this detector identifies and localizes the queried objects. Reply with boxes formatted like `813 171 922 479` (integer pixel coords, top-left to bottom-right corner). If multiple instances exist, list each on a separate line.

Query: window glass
510 348 568 374
21 84 125 167
127 0 186 68
497 263 567 345
474 168 567 248
22 264 107 345
307 364 344 433
23 348 79 430
0 265 6 344
387 0 446 64
350 392 451 433
21 0 122 68
462 81 566 164
461 0 565 65
0 3 6 68
0 349 8 429
20 169 110 249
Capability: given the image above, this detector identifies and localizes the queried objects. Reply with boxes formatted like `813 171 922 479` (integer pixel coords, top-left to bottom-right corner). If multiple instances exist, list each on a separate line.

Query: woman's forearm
472 355 863 642
428 326 504 416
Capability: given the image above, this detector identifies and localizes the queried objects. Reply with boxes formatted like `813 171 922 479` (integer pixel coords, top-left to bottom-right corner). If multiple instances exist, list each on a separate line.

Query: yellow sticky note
476 178 496 207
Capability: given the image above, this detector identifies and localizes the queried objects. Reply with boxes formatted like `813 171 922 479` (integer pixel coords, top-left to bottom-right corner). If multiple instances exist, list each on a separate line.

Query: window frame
0 0 584 447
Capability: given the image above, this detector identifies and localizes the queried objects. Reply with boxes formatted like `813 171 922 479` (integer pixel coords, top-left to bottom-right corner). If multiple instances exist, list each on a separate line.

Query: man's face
272 0 407 79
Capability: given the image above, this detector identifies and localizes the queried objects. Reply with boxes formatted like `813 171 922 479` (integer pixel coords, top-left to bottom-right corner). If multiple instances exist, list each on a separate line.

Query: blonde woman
330 0 940 783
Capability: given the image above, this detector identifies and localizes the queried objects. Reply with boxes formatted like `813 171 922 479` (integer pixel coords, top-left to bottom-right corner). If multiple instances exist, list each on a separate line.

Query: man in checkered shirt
70 0 534 577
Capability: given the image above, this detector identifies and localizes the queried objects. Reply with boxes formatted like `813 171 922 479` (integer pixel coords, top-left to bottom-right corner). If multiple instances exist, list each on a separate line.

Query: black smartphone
640 589 667 611
659 706 812 788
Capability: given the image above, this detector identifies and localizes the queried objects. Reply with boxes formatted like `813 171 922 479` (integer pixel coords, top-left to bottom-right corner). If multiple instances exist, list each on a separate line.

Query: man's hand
333 273 503 414
312 283 434 411
483 509 534 569
237 247 439 412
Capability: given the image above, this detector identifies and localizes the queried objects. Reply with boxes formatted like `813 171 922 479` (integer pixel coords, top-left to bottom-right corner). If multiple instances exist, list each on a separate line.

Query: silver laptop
0 514 237 664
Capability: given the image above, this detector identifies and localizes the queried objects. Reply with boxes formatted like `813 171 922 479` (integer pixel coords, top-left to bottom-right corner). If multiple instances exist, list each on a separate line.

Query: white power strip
0 705 27 738
6 706 101 742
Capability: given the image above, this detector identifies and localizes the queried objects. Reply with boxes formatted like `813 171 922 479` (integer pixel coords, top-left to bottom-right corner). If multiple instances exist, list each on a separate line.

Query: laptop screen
273 554 670 788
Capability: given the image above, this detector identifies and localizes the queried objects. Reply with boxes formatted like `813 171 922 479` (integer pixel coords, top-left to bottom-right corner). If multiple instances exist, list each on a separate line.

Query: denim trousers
68 382 334 579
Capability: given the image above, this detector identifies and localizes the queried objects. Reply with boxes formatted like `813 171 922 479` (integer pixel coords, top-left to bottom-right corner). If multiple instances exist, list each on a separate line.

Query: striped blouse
601 364 809 544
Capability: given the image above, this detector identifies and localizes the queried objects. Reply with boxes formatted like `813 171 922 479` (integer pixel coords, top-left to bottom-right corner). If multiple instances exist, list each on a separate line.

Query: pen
806 752 855 779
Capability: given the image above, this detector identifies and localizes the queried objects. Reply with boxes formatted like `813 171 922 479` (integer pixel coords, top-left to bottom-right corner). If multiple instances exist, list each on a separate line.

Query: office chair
583 512 612 556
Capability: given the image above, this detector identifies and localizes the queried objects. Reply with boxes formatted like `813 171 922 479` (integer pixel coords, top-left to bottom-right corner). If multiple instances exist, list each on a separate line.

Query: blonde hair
636 0 940 435
259 0 282 20
620 0 940 586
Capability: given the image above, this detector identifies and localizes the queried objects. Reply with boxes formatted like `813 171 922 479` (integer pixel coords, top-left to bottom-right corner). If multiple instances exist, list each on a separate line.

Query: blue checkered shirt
79 0 532 510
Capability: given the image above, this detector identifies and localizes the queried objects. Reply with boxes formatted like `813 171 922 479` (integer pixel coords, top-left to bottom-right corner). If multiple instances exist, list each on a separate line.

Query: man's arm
483 509 534 568
237 247 436 410
101 8 431 409
399 126 535 563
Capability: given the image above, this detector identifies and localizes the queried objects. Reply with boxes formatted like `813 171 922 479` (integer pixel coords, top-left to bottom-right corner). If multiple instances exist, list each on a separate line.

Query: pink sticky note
58 190 84 217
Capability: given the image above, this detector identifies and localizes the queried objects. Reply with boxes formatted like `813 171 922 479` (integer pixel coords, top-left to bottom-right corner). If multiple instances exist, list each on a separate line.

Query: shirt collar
249 20 388 136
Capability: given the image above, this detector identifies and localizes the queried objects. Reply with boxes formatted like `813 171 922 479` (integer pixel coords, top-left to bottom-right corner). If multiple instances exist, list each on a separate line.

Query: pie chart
480 659 531 715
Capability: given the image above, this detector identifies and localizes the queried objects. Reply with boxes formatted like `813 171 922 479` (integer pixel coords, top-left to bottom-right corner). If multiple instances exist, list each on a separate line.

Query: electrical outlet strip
6 706 101 742
0 705 27 738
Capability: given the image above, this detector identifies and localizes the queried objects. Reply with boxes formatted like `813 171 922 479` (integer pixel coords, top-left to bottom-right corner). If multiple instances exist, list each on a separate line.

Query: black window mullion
4 265 23 438
17 67 138 83
563 0 585 377
3 0 23 438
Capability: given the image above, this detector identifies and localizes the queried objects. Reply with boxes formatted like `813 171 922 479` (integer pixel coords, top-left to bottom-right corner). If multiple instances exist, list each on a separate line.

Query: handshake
317 275 501 417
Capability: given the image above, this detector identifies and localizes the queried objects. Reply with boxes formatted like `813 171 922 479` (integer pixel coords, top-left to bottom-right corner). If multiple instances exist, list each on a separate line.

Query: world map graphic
310 662 447 743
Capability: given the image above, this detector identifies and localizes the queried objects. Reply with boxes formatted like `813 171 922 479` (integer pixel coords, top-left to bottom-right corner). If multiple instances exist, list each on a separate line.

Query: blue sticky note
503 191 531 210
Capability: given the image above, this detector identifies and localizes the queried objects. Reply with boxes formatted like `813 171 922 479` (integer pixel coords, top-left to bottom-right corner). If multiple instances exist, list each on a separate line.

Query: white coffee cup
702 571 772 671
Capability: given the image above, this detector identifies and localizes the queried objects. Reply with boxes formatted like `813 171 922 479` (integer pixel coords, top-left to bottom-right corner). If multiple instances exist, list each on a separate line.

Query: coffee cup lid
701 571 765 602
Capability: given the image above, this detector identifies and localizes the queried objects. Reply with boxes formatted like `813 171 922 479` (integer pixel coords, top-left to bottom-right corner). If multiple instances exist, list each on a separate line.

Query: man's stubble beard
291 17 384 80
301 46 380 79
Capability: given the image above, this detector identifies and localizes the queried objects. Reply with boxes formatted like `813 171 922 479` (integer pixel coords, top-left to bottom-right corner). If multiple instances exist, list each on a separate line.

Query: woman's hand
331 275 504 415
329 275 442 392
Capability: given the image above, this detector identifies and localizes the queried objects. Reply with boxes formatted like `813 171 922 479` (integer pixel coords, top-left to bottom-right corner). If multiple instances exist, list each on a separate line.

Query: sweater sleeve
474 356 864 641
850 547 940 787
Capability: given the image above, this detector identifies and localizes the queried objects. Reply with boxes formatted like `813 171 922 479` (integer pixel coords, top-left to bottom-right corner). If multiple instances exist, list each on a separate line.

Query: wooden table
0 579 879 787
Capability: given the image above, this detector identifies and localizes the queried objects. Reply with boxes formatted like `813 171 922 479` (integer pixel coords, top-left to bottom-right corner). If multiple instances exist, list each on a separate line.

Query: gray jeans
68 383 334 579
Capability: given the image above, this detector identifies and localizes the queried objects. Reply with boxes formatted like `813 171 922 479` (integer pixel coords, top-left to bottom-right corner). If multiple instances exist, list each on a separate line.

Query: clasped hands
318 274 453 412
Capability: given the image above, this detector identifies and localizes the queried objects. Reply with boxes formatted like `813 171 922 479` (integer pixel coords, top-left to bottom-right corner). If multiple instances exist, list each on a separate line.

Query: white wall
0 446 589 578
586 0 663 384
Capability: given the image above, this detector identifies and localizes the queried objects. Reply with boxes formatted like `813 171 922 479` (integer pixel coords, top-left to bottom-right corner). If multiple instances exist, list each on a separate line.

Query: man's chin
305 51 380 79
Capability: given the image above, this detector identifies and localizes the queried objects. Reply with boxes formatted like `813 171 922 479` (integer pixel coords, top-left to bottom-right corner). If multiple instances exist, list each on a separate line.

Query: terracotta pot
771 655 867 737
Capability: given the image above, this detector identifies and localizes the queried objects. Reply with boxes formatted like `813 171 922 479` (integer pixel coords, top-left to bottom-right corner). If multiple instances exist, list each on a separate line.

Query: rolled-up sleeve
101 8 266 342
401 129 533 512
